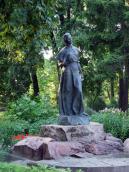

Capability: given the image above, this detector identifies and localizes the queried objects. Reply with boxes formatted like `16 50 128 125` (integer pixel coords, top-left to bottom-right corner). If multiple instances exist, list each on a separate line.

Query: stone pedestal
40 122 105 142
12 122 124 161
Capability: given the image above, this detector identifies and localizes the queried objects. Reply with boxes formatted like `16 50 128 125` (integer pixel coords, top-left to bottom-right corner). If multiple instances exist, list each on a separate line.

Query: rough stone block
124 138 129 152
40 122 105 142
13 136 54 161
84 139 123 155
43 141 85 159
106 134 123 145
12 123 124 161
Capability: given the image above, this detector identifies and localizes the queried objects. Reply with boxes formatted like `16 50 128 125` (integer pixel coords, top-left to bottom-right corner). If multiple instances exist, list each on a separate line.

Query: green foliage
6 63 31 100
37 59 59 105
92 108 129 141
0 163 69 172
29 117 57 134
0 119 29 148
0 0 128 106
0 150 9 162
6 94 58 123
87 96 106 111
107 99 118 108
1 0 129 148
0 93 58 148
83 100 96 115
85 107 96 116
0 115 57 148
0 0 57 100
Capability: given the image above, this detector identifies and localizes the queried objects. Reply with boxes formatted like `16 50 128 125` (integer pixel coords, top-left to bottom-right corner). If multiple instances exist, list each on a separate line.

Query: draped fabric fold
57 45 85 116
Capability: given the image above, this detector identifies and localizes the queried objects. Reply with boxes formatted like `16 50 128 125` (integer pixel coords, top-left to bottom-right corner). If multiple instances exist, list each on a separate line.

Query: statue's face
63 34 72 46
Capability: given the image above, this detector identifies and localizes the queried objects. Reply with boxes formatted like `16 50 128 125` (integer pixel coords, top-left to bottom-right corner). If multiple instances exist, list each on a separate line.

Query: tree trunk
67 0 71 20
123 77 128 111
66 0 71 30
124 58 129 111
110 78 114 101
107 88 110 101
50 31 58 53
119 22 129 111
119 77 124 110
59 13 65 26
119 68 128 112
31 67 39 97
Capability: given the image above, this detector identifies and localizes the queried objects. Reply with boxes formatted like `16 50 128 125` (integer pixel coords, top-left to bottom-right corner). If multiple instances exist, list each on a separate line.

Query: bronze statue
56 33 89 125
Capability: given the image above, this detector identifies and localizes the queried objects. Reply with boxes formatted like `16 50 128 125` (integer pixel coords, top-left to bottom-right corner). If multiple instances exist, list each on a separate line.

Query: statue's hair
63 33 72 39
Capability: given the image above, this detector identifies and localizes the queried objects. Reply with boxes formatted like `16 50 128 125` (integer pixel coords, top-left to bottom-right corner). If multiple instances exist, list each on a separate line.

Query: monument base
12 122 124 161
58 114 90 125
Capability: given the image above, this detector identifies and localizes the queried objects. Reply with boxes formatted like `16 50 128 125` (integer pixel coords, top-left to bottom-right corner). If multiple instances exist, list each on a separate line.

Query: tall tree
0 0 55 98
83 0 129 111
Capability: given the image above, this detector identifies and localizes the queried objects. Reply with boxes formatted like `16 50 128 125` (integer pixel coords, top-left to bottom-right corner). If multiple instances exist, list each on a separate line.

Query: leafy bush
6 94 58 123
29 116 57 134
87 96 106 111
0 163 69 172
92 108 129 141
0 150 9 162
106 99 118 108
85 107 96 115
0 119 29 148
0 115 58 148
2 94 58 148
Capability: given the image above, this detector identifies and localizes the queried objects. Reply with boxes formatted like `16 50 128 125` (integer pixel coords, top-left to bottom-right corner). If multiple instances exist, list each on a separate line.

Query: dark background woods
0 0 129 111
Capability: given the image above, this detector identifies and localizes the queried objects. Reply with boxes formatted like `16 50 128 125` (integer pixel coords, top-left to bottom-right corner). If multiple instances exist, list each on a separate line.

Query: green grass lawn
0 162 69 172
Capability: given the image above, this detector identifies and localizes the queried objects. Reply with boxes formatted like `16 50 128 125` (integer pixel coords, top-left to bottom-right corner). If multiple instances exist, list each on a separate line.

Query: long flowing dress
57 45 85 117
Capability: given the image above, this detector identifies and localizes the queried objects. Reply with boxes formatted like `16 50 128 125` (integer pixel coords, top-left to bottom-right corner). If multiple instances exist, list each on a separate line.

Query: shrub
85 107 96 116
0 115 58 148
0 150 10 162
29 116 57 134
92 108 129 141
106 99 118 108
0 163 70 172
87 96 106 111
0 119 29 148
6 94 58 123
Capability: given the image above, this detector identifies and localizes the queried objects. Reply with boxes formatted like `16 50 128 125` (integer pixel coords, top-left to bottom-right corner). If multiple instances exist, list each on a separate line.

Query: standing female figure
57 33 89 125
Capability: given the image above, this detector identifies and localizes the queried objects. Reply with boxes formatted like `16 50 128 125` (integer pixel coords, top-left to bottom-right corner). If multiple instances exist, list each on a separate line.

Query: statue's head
63 33 72 46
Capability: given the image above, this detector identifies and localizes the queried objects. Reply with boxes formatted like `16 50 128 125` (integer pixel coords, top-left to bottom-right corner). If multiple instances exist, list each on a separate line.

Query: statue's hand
58 62 65 68
80 73 84 81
